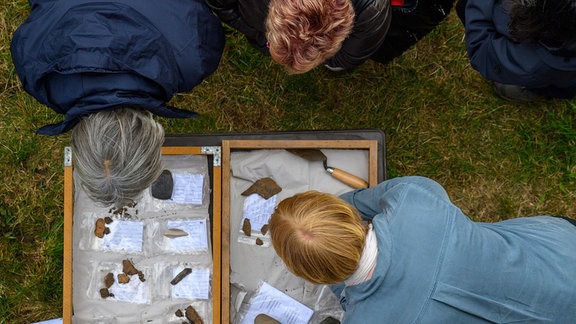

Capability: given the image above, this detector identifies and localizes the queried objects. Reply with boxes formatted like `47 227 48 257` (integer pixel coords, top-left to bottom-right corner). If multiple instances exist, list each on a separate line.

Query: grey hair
71 108 165 207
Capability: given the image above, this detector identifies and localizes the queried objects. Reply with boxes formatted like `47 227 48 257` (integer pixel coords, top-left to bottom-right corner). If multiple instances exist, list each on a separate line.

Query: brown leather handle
328 167 369 189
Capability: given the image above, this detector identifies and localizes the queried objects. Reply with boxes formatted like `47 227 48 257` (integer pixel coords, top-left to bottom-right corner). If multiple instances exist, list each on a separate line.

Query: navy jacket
459 0 576 99
11 0 225 135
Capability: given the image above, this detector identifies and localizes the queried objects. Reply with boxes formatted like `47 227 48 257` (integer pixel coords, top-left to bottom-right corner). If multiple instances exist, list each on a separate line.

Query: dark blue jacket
11 0 225 135
459 0 576 99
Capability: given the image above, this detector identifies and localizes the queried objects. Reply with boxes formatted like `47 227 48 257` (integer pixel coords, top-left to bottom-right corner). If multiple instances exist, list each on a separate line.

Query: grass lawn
1 1 575 323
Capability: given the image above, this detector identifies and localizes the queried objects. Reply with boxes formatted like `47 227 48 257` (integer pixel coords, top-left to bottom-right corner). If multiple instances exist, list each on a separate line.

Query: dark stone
151 169 173 200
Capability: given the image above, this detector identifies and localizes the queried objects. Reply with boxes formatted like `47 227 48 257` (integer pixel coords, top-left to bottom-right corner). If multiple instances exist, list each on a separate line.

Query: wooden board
63 138 381 324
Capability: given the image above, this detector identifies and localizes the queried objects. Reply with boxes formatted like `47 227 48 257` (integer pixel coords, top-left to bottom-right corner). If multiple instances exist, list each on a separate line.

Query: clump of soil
108 201 138 218
261 224 269 235
94 218 109 238
99 259 145 299
104 272 115 288
242 218 251 236
185 305 203 324
122 259 145 282
174 305 203 324
117 273 130 284
122 259 138 275
99 287 114 298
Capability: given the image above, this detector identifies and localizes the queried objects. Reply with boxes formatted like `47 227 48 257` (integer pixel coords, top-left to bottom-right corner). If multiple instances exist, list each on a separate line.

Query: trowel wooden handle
327 167 369 189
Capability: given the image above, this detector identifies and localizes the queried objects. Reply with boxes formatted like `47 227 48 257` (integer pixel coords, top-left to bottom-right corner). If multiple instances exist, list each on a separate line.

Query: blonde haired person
206 0 455 74
11 0 224 206
269 176 576 322
269 190 367 284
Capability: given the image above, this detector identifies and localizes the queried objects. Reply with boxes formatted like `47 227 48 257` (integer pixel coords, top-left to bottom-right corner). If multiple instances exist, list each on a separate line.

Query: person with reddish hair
206 0 455 74
266 0 356 74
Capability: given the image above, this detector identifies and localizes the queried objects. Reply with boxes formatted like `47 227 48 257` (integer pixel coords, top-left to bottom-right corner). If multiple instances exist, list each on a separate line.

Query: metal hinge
64 147 72 167
201 146 221 166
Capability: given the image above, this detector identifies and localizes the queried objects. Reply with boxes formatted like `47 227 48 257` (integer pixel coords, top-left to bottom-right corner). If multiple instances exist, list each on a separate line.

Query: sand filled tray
221 140 379 324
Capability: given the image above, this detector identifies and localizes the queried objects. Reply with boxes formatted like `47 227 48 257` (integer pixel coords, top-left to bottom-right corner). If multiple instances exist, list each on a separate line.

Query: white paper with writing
170 173 204 204
165 219 209 252
108 270 149 304
240 282 314 324
240 194 277 233
101 221 144 253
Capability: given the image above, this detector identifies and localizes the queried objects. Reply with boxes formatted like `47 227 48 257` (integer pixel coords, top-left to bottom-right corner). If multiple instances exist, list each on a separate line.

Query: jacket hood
11 1 223 135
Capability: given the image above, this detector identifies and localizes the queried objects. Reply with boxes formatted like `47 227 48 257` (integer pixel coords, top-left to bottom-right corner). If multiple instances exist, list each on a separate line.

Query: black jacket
206 0 392 70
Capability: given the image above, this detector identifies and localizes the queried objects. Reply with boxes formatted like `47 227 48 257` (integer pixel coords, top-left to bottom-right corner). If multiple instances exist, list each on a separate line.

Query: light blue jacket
334 176 576 323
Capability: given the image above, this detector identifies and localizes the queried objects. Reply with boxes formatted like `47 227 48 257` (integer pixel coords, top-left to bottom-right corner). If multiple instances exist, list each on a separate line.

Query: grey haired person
11 0 225 206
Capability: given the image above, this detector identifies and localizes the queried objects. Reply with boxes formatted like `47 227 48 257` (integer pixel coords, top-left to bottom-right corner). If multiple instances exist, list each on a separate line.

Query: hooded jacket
459 0 576 99
11 0 225 135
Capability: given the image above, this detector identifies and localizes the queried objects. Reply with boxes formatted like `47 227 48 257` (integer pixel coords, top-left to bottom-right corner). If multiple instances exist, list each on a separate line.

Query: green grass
1 3 575 323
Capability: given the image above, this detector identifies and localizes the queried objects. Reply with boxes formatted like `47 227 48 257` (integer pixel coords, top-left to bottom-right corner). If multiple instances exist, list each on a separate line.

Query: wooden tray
63 146 222 323
220 139 379 323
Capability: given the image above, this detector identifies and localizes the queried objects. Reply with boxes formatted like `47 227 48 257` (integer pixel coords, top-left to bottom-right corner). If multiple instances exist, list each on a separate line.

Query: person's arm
463 0 552 87
205 0 268 53
339 176 450 221
324 0 392 70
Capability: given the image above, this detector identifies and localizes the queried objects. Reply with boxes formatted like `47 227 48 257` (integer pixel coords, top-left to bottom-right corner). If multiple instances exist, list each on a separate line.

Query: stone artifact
242 218 251 236
151 169 174 199
241 177 282 199
171 268 193 285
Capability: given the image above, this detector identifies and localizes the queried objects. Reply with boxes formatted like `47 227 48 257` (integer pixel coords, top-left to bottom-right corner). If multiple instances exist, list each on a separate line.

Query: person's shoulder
377 176 451 202
352 0 389 15
380 176 442 190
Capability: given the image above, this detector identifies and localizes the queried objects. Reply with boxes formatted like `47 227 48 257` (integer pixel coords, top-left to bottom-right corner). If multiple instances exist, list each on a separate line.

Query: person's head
71 108 165 207
266 0 355 74
507 0 576 46
269 190 367 284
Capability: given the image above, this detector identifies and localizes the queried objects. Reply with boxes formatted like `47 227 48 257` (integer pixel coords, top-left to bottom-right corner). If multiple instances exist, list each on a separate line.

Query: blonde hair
266 0 355 74
269 191 367 284
71 108 164 207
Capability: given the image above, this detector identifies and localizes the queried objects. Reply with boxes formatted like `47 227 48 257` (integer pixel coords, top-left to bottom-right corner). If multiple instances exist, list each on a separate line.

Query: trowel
287 149 369 189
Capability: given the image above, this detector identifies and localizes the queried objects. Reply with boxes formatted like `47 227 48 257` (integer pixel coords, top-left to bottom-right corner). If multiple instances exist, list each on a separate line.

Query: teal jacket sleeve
339 176 450 221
